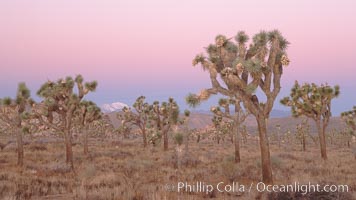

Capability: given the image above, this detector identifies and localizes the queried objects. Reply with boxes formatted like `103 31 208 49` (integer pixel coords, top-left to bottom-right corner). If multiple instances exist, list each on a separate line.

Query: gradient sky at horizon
1 0 355 114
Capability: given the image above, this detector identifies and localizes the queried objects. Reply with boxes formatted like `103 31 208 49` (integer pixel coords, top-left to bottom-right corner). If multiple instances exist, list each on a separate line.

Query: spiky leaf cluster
281 82 340 119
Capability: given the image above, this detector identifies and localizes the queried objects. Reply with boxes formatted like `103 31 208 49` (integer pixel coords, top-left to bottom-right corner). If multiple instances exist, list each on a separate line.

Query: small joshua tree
211 116 231 144
94 116 115 139
187 30 290 183
0 83 33 166
151 97 180 151
34 75 97 169
281 82 340 160
240 125 248 145
118 96 152 147
295 119 309 151
76 100 101 155
210 98 249 163
180 110 191 155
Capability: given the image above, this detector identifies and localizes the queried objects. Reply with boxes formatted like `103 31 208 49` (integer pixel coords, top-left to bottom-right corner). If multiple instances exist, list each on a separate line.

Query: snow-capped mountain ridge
101 102 129 113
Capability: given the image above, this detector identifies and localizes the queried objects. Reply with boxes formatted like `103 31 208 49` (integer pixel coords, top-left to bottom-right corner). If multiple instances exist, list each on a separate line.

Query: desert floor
0 135 355 200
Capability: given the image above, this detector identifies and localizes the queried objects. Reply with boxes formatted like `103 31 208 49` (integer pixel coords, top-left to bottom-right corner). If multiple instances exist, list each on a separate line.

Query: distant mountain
101 102 129 113
105 110 345 134
270 109 290 118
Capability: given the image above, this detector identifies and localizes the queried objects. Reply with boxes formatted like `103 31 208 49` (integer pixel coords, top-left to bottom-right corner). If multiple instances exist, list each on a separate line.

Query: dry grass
0 136 355 200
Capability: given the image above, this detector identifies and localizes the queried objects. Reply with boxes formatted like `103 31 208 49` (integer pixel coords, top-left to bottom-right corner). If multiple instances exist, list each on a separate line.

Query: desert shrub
122 159 154 177
40 162 72 175
271 156 283 168
277 153 298 161
0 172 74 199
220 156 239 182
174 133 184 146
181 154 201 168
256 156 282 169
79 164 97 181
352 146 356 159
304 157 314 164
239 163 260 181
28 144 47 151
163 153 177 168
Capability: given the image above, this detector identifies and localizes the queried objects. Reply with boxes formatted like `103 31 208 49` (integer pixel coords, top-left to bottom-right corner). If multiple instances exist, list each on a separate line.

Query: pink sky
1 0 355 112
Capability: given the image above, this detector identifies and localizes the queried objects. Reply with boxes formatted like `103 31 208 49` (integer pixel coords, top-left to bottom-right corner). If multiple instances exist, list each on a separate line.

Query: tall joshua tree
118 96 152 147
210 98 248 163
34 75 97 169
152 97 180 151
76 100 101 155
0 83 33 166
187 30 290 183
281 82 340 160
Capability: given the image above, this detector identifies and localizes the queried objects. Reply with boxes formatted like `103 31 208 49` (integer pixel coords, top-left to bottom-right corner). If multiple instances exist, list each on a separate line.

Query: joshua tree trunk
233 119 241 163
16 126 24 167
163 126 170 151
83 125 89 155
184 131 189 156
196 135 200 143
142 127 147 148
257 115 273 184
316 121 327 160
65 129 74 169
302 133 306 151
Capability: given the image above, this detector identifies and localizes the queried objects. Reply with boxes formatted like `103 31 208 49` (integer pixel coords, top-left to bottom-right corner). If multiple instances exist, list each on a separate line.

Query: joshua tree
173 132 184 169
34 75 97 169
76 100 101 155
327 128 337 146
211 116 231 144
151 97 180 151
0 83 33 166
187 30 290 183
118 96 152 147
285 130 292 145
241 125 248 145
210 98 249 163
180 110 191 155
341 106 356 135
281 82 340 160
295 119 309 151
